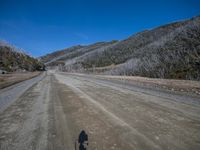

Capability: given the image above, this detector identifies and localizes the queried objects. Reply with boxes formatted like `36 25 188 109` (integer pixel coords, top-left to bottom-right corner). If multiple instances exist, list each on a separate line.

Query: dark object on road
75 130 88 150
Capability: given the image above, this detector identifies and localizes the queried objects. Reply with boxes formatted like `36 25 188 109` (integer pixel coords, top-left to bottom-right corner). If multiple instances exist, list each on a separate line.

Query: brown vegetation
0 43 45 72
0 72 41 89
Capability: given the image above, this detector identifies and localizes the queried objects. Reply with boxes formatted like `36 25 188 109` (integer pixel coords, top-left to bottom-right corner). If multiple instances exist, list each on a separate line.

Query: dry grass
96 75 200 95
0 72 41 89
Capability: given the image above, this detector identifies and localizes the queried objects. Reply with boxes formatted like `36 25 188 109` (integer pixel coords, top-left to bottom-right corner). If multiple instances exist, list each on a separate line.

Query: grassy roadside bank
0 72 42 89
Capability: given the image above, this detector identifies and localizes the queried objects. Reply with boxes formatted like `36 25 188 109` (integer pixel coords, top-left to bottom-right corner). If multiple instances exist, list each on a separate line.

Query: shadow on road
75 130 88 150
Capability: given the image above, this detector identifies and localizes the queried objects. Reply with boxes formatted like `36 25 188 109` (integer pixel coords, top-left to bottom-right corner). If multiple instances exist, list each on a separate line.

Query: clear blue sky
0 0 200 57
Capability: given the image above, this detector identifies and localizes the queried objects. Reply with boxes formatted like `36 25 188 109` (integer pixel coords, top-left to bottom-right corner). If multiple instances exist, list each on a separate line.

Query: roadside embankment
0 72 42 89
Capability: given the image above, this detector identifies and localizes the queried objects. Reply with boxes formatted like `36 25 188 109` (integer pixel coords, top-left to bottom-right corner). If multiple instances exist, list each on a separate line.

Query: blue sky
0 0 200 57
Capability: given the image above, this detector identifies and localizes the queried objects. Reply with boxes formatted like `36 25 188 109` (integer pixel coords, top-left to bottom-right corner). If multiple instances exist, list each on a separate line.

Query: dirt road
0 71 200 150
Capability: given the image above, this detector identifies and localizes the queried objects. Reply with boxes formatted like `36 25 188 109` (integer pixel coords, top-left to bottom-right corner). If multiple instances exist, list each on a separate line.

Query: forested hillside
0 42 45 72
41 16 200 80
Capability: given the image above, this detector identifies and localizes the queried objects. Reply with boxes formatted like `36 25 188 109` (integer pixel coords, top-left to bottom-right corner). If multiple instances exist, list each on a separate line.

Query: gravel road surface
0 72 45 112
0 71 200 150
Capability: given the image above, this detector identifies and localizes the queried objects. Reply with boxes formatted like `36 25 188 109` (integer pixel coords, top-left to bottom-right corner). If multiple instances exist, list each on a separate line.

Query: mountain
0 41 45 72
41 16 200 80
40 41 118 66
